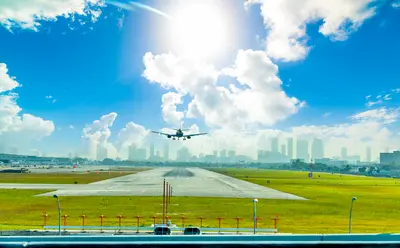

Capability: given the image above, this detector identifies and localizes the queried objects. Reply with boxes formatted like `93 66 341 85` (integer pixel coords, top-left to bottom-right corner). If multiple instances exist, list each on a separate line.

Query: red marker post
197 217 205 228
80 215 86 232
116 215 124 232
166 182 169 217
62 215 68 232
271 214 279 233
162 179 166 224
42 212 48 230
151 216 158 226
135 216 142 233
181 216 187 228
99 215 106 233
217 217 224 233
233 217 242 234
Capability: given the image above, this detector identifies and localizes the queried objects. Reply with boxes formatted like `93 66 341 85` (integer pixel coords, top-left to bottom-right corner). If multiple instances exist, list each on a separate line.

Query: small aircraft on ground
151 127 207 140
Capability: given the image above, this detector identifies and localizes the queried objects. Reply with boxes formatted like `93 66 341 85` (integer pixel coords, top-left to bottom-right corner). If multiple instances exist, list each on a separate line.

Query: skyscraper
149 142 155 160
96 145 108 161
281 145 286 156
341 147 348 160
163 143 169 161
296 140 309 162
366 146 371 162
271 137 279 153
287 138 293 159
311 138 324 160
129 144 136 161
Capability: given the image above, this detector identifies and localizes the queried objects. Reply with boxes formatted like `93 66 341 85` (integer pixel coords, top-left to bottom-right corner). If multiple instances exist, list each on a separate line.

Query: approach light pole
253 198 258 234
53 194 61 236
349 197 357 234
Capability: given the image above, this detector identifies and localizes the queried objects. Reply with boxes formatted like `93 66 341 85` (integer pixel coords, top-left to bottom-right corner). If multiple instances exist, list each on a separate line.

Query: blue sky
0 0 399 159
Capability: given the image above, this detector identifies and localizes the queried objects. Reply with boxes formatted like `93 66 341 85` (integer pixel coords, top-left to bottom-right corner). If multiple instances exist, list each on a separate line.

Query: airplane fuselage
175 129 184 137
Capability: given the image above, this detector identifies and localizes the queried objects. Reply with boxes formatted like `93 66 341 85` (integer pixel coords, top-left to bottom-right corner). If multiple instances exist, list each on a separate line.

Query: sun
168 3 229 61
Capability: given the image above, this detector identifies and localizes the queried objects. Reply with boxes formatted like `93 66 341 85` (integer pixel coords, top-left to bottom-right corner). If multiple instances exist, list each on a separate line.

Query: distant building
296 140 309 162
96 145 108 161
287 138 293 159
9 146 18 155
163 143 169 161
149 143 155 160
271 137 279 153
380 151 400 165
129 144 136 161
311 138 324 160
213 150 218 157
136 148 147 161
315 158 347 167
281 145 286 156
177 147 191 162
341 147 348 160
366 146 371 162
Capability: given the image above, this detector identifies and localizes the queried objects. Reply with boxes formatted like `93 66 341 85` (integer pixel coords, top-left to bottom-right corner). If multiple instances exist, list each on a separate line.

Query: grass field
0 169 145 184
0 168 399 234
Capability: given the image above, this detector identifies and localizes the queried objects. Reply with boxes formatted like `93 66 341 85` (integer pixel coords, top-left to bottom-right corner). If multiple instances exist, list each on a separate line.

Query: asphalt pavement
0 167 305 199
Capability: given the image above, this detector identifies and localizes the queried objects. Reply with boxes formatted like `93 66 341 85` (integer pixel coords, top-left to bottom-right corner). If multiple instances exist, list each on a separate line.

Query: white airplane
151 128 207 140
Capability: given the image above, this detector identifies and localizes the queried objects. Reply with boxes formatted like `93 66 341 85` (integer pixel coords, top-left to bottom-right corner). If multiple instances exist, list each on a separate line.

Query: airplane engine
167 135 171 138
187 136 191 139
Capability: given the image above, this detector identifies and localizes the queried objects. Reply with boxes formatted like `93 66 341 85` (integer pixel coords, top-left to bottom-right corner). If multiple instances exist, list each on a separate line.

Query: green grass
0 170 145 184
210 168 400 233
0 168 399 234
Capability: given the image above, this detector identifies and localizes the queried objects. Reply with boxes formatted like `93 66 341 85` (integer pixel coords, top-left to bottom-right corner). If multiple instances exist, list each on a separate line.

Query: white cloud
161 92 184 127
81 112 117 158
246 0 378 61
45 95 53 99
116 121 149 147
0 63 20 93
322 112 331 117
0 0 104 31
350 107 399 124
68 125 75 129
143 49 304 130
383 94 392 100
392 88 400 93
392 1 400 8
366 99 382 107
0 64 55 151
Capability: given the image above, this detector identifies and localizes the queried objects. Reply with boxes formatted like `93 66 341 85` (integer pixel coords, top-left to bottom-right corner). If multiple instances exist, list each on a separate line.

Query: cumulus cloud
116 121 150 147
143 49 304 130
246 0 378 61
161 92 184 127
0 63 55 152
392 1 400 8
0 0 104 31
350 107 399 124
0 63 20 92
81 112 117 158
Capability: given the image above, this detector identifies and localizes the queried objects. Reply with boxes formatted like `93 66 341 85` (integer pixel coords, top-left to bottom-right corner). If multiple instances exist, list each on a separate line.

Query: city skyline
0 1 399 160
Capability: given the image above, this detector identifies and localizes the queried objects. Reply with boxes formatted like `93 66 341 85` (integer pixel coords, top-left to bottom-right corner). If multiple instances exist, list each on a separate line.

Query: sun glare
168 3 228 61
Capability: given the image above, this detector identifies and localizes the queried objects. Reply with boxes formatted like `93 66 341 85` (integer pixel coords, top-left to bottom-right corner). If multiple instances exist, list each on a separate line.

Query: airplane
151 128 207 140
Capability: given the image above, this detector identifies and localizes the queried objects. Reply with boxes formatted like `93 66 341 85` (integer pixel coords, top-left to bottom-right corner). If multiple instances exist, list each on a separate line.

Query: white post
253 199 258 234
349 197 357 234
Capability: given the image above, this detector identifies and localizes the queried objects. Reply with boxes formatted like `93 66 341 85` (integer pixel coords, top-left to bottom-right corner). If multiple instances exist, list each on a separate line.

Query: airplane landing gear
172 138 176 140
183 138 186 140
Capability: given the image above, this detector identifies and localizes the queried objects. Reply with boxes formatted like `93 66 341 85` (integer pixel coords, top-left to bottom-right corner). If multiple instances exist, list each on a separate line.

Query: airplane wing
151 131 176 137
183 132 208 137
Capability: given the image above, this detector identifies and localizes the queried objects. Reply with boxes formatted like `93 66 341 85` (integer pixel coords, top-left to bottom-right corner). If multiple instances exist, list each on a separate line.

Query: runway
0 167 305 199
